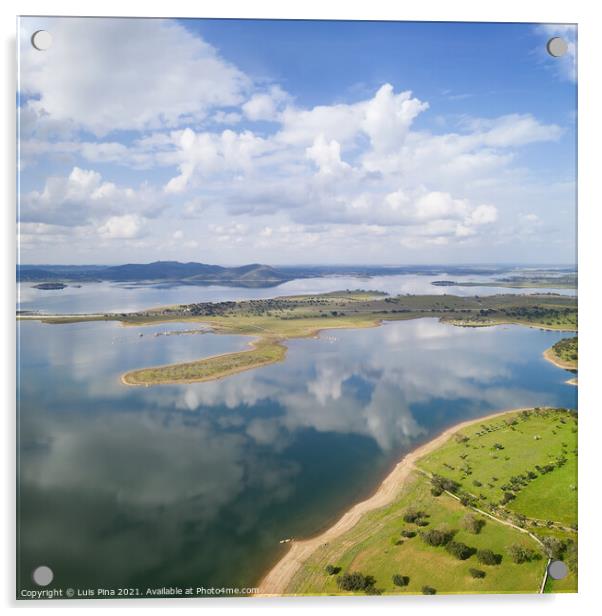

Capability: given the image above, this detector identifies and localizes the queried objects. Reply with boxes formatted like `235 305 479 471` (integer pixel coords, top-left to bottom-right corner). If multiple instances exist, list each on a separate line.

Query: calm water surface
17 309 577 594
18 273 575 314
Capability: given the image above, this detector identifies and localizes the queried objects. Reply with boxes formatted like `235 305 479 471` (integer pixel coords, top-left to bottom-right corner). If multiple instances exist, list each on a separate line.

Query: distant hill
17 261 291 285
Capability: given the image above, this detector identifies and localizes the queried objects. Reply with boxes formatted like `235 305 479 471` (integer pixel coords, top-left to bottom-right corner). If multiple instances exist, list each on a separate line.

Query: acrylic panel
17 17 577 600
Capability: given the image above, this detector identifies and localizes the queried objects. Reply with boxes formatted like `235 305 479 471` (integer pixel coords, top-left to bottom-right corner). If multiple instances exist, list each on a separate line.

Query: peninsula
21 291 578 387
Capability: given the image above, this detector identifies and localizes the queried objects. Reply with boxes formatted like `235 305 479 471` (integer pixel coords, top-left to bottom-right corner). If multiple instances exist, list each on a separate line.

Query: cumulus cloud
98 215 145 239
20 167 163 233
242 85 290 121
19 17 250 136
164 128 271 193
16 18 573 261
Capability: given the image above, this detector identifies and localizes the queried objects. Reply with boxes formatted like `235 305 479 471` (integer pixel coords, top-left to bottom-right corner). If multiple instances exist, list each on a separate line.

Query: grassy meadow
286 408 577 596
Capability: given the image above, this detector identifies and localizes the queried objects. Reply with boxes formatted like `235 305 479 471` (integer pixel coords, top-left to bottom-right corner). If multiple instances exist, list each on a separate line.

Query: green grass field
286 408 577 595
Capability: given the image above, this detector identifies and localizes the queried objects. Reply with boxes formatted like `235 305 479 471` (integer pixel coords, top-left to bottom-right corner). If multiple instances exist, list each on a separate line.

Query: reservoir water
17 305 577 593
18 273 575 315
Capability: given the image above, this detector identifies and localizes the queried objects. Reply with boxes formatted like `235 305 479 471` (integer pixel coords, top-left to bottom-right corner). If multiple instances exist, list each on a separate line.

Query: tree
336 572 376 593
541 537 566 560
508 544 540 564
401 529 416 538
469 568 486 579
403 508 427 523
462 514 486 535
446 541 476 560
476 549 502 565
392 574 410 587
325 564 341 575
431 474 460 494
422 586 437 595
420 528 455 547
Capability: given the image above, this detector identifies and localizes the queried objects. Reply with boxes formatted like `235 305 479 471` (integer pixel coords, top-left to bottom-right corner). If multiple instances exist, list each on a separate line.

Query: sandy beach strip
257 406 536 596
542 347 577 371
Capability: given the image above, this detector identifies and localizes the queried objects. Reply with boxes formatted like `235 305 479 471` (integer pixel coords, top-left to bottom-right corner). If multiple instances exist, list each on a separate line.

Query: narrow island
259 407 577 596
32 282 67 290
20 291 577 386
432 273 577 290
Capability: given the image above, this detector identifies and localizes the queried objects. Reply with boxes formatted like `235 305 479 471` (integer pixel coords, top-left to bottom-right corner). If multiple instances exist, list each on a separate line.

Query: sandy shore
257 406 534 596
543 347 577 371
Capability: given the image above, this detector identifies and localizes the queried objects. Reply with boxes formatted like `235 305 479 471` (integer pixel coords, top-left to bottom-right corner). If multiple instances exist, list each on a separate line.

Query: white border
2 1 600 614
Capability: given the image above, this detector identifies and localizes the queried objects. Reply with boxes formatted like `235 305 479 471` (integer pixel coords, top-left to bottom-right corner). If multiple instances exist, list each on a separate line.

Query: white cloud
19 17 250 136
98 215 144 239
20 166 163 228
164 128 270 193
17 16 573 263
536 24 577 82
242 85 290 121
305 135 350 176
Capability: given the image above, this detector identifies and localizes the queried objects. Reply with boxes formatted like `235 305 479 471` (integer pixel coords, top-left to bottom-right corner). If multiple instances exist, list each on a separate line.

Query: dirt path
257 406 533 596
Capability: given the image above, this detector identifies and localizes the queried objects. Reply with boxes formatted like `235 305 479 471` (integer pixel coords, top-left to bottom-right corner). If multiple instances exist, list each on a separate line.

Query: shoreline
256 406 538 596
542 347 577 371
116 316 573 387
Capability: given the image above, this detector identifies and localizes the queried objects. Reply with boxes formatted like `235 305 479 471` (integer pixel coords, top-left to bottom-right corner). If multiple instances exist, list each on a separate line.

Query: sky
17 18 577 265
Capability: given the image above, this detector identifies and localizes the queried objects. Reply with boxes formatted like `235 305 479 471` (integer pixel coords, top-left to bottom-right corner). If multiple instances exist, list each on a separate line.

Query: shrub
431 474 460 494
463 514 486 535
325 564 341 575
446 541 476 560
541 537 566 560
422 586 437 595
508 544 540 564
420 528 455 547
403 508 426 523
476 549 502 565
336 571 376 592
469 568 486 579
415 518 430 527
392 574 410 587
500 491 516 505
401 529 416 538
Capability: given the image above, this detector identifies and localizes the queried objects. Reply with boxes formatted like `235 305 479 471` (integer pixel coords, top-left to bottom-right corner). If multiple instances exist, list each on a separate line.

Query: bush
401 529 416 538
462 514 486 535
446 541 476 560
541 537 566 560
431 474 460 494
403 508 427 523
500 491 516 505
336 571 376 592
476 549 502 565
508 544 540 564
420 528 455 547
422 586 437 595
325 564 341 575
469 568 486 579
392 574 410 587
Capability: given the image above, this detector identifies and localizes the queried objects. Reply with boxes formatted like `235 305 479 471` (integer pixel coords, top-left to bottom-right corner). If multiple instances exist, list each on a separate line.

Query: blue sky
18 18 576 265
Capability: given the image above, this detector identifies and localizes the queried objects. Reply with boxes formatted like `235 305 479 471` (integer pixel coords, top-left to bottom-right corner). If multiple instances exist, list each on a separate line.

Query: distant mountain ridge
17 261 291 284
18 262 573 285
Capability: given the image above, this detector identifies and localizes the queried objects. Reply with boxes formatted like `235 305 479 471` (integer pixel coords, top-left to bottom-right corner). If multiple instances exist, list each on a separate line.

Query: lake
17 273 575 315
17 308 577 594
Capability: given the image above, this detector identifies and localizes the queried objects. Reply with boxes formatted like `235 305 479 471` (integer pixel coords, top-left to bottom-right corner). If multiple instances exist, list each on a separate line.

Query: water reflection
17 317 576 592
18 274 575 314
